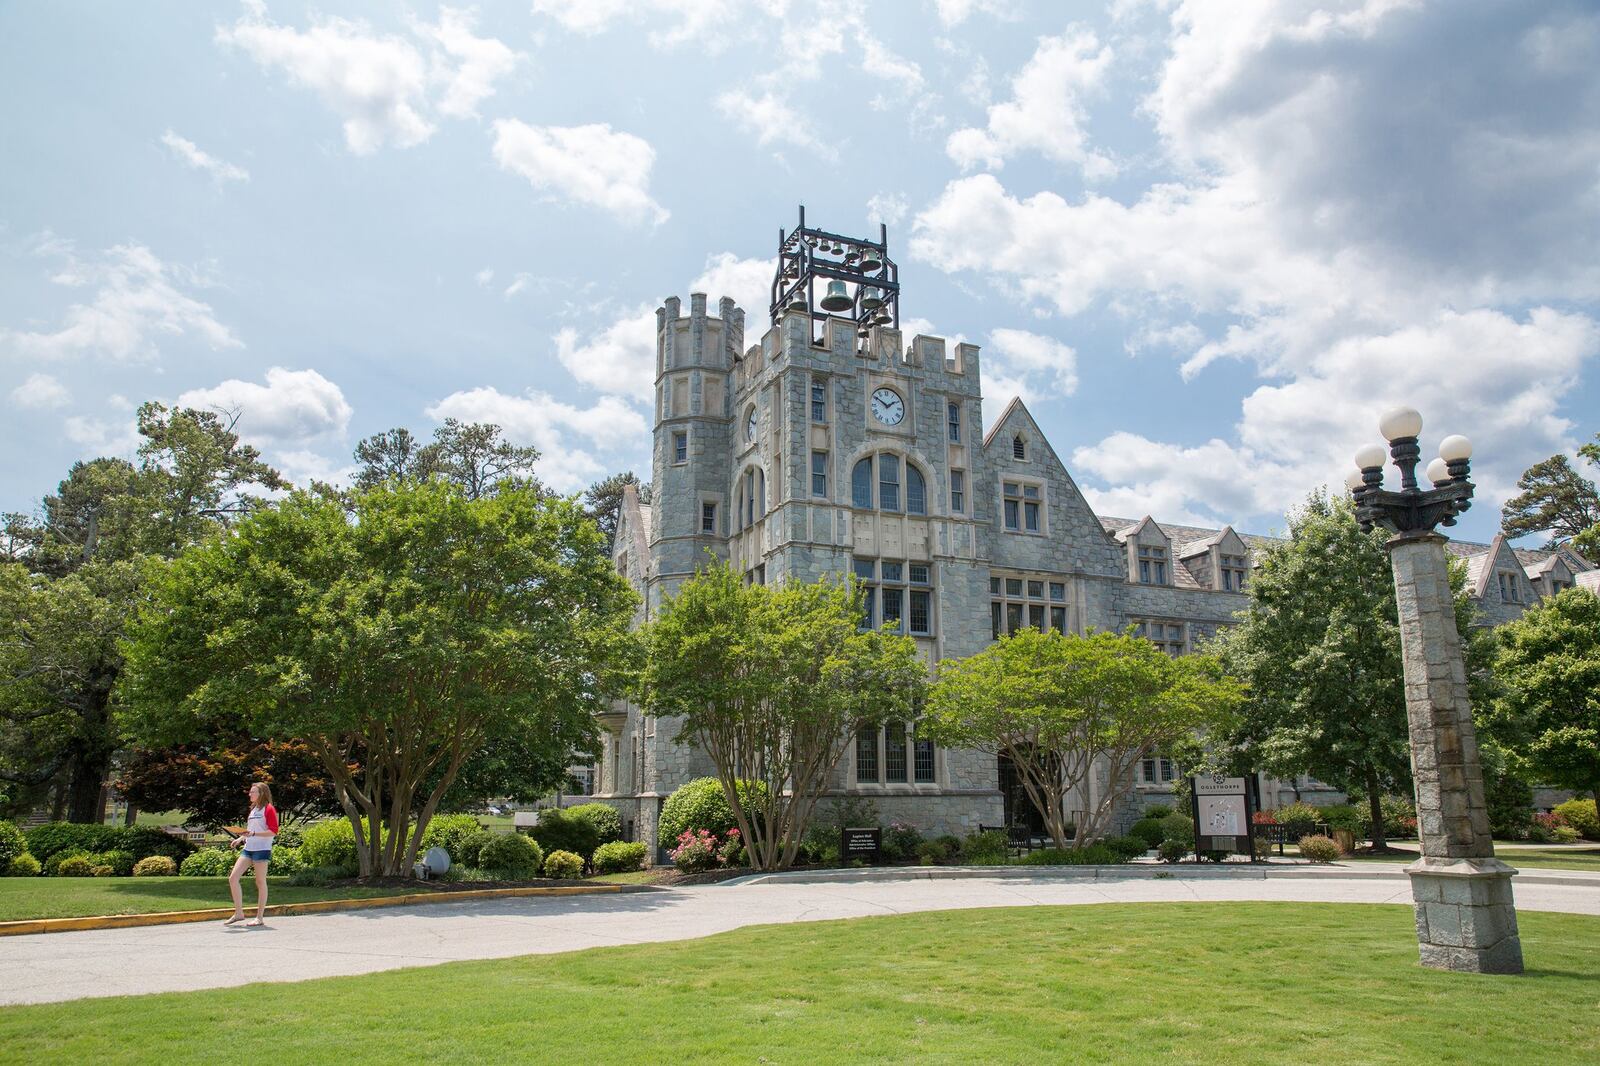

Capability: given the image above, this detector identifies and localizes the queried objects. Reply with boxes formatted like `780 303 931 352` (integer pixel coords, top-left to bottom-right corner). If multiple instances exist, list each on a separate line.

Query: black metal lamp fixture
1347 405 1476 540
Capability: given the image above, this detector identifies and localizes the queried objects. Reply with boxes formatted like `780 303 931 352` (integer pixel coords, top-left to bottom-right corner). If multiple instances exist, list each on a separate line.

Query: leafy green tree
351 420 542 500
122 480 638 877
924 627 1242 848
1489 588 1600 812
584 471 651 552
1212 492 1481 851
642 564 925 870
1500 433 1600 557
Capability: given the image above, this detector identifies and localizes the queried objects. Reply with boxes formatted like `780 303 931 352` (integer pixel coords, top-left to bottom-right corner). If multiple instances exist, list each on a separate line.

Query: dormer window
1220 554 1249 592
1012 434 1026 461
1138 545 1168 585
1498 571 1521 603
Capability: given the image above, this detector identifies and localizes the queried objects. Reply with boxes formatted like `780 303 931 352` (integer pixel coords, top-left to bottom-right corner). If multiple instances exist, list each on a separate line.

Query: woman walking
226 782 278 927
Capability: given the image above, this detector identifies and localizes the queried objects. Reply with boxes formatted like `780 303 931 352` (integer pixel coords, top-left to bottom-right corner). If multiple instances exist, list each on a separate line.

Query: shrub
592 841 647 874
121 826 195 863
6 852 41 877
90 849 136 876
1020 844 1121 865
287 867 332 888
960 829 1007 865
1103 835 1149 862
1272 802 1323 837
478 832 542 878
299 819 359 870
528 808 600 863
458 829 497 869
133 855 178 877
669 829 722 873
564 803 623 845
1379 795 1418 839
420 814 484 865
1129 818 1168 849
716 828 746 869
268 847 305 876
914 840 944 865
542 849 584 879
25 822 124 861
1298 834 1342 863
1553 799 1600 841
179 848 237 876
43 850 88 876
93 865 116 877
57 855 94 877
1319 804 1366 834
658 777 769 844
1143 804 1174 819
0 820 25 872
881 822 924 862
1552 825 1582 844
1157 813 1194 847
932 834 961 859
1157 839 1188 863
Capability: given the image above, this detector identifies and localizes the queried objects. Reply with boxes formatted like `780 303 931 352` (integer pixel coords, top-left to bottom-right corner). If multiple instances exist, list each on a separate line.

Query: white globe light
1426 457 1451 485
1354 443 1387 470
1344 470 1365 491
1439 434 1473 462
1379 406 1423 442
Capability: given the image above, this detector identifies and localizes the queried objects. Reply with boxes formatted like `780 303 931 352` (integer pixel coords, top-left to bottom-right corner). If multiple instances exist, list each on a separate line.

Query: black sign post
840 827 881 865
1189 775 1257 858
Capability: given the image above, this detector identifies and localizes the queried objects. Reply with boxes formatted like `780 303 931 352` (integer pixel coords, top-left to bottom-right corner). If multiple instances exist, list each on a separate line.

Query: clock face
871 388 905 426
745 408 757 442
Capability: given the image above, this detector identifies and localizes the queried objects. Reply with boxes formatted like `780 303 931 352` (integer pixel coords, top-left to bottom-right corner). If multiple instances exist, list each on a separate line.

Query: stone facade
591 286 1598 854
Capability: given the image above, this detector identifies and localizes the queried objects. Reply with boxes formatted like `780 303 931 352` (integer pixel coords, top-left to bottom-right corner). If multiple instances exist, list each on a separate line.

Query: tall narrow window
948 402 961 442
1138 545 1168 585
1003 482 1021 530
852 457 873 509
909 564 932 636
672 431 688 464
878 454 901 512
1023 484 1040 532
1220 554 1248 592
744 470 756 528
811 378 827 422
811 451 828 498
856 729 878 783
701 502 717 534
880 561 904 632
906 464 926 515
913 736 936 783
884 722 907 783
950 470 965 513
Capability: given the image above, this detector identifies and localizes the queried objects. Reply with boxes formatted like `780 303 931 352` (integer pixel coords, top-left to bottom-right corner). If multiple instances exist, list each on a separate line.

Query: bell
845 250 860 267
860 286 883 310
787 292 808 311
831 241 845 255
858 249 884 273
783 262 799 278
819 280 853 312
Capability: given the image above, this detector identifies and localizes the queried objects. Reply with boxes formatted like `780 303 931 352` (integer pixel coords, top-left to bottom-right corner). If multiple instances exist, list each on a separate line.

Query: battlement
656 292 745 378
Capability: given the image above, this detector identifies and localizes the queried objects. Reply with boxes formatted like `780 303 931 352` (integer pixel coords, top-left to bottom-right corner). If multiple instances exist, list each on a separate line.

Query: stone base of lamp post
1407 856 1523 973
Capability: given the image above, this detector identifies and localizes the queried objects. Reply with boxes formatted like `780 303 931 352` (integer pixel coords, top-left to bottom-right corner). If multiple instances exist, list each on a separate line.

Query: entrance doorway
997 753 1048 837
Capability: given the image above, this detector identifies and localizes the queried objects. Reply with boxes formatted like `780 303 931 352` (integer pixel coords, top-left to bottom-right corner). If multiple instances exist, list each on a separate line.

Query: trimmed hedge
1553 799 1599 841
298 819 359 870
1157 813 1194 847
1272 802 1323 837
458 829 497 869
180 848 237 877
57 855 95 877
1318 804 1366 834
1103 835 1150 862
88 849 136 876
420 814 485 866
1298 834 1342 863
1019 844 1123 865
592 841 647 874
1157 839 1189 863
658 777 769 844
1129 818 1168 849
527 809 600 862
564 803 623 845
21 822 195 864
542 849 584 879
479 832 542 878
133 855 178 877
6 852 41 877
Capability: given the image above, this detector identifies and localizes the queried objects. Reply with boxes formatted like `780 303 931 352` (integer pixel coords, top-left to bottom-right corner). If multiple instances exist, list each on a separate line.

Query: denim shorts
242 849 271 862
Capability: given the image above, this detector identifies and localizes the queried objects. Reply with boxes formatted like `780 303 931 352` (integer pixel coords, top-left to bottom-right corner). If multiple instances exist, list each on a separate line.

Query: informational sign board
840 827 881 864
1190 775 1256 856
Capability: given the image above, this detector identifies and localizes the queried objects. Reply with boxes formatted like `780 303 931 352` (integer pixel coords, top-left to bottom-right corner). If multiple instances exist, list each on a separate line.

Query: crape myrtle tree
924 627 1243 849
1489 588 1600 813
642 564 925 871
1211 491 1485 851
122 480 639 877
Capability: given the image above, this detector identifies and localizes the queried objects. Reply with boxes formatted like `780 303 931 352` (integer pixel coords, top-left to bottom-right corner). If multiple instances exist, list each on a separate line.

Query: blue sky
2 0 1597 545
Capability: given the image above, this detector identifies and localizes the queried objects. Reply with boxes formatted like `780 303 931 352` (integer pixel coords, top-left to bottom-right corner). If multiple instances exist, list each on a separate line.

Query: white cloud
10 373 69 410
217 5 517 154
866 192 909 227
425 387 646 492
946 27 1115 177
64 413 141 458
160 130 249 182
475 267 495 287
913 2 1600 523
1 242 239 362
177 366 353 445
933 0 1018 27
690 253 775 329
272 448 359 489
714 89 837 162
491 119 668 225
530 0 739 50
985 327 1079 402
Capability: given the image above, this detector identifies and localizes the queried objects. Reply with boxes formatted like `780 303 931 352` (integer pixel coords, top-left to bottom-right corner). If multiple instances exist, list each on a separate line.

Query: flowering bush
669 829 722 873
1251 811 1277 826
715 828 746 868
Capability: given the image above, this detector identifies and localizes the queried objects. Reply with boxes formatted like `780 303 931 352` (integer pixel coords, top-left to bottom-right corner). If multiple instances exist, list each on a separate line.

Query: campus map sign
1190 775 1256 855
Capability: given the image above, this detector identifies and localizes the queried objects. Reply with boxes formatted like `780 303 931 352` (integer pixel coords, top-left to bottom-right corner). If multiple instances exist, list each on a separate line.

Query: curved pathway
3 872 1596 1006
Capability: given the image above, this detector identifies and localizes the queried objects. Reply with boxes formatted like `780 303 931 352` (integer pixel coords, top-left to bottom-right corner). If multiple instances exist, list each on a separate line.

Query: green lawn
0 877 417 922
1 904 1596 1063
1319 845 1600 873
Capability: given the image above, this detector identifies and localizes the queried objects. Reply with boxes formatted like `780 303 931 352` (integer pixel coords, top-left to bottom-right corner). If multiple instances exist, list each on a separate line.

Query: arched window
906 465 926 515
853 457 873 509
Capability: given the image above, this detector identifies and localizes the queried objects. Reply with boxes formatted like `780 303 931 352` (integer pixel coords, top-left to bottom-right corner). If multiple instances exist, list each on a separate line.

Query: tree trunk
66 757 105 823
123 803 138 827
1366 773 1389 852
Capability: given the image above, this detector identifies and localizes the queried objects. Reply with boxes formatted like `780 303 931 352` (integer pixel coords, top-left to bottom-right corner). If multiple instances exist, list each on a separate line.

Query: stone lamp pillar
1348 406 1523 974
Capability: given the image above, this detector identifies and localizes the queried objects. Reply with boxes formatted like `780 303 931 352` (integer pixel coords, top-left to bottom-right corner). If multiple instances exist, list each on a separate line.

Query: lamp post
1348 406 1523 974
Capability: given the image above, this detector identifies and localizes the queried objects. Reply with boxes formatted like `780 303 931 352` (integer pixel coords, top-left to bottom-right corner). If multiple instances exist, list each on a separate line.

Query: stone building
591 212 1596 852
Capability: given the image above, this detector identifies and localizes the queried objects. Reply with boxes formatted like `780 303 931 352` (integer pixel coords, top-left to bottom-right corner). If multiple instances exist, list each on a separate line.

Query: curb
722 863 1600 889
0 882 652 938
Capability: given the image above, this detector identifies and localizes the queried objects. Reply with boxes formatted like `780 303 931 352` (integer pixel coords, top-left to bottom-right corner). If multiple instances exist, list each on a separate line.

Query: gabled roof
1098 516 1279 558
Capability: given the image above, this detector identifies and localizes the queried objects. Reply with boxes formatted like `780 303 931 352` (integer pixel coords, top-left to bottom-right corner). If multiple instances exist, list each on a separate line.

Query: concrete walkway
3 873 1597 1006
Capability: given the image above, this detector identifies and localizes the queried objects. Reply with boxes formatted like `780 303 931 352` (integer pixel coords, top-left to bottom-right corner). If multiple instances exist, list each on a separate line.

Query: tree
1212 491 1482 851
351 420 543 501
641 564 925 870
117 737 344 829
924 627 1242 848
1489 588 1600 812
1500 434 1600 558
585 471 651 552
122 480 638 877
